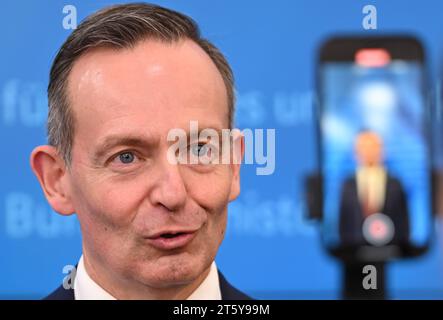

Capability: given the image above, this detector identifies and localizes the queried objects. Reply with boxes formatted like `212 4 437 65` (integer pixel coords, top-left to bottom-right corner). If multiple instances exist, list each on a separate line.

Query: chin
136 253 208 288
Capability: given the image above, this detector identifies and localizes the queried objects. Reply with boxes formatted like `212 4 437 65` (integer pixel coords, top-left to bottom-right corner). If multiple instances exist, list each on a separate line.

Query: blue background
2 0 443 299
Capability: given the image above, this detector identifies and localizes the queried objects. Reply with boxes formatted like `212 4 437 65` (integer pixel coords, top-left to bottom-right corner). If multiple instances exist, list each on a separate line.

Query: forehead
356 133 382 147
67 39 229 147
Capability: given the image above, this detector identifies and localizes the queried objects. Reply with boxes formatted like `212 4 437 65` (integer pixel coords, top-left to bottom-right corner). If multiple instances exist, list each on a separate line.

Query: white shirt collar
73 255 221 300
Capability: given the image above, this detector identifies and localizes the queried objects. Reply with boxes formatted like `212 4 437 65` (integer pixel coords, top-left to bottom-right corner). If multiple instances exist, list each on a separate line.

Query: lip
145 229 198 250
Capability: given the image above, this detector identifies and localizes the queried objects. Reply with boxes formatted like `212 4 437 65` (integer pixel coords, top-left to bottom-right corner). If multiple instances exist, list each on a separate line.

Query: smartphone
316 36 432 262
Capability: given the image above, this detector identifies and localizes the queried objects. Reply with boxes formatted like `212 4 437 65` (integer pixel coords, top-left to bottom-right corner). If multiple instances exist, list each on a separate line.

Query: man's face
65 39 240 288
355 132 384 167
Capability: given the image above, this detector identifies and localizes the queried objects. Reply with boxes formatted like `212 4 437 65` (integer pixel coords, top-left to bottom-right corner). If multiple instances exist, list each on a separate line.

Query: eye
191 143 210 157
106 150 147 173
118 152 135 164
188 142 217 165
110 151 140 166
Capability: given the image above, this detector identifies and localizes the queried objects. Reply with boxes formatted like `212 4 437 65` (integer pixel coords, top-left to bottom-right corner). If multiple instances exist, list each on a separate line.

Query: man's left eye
191 143 210 157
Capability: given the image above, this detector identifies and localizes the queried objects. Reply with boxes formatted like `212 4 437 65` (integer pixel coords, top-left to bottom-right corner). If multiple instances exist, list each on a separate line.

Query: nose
149 155 187 212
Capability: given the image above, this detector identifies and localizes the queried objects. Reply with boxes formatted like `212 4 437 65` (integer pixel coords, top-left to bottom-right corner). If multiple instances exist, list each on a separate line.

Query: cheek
71 172 146 228
183 167 231 245
201 207 228 260
183 166 233 210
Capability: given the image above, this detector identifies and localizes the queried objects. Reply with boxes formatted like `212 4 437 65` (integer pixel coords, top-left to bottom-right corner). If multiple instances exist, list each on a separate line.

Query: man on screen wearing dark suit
339 131 410 246
30 3 250 300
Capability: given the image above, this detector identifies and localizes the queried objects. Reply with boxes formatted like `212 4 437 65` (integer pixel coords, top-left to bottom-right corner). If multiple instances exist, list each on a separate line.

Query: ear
228 129 244 202
30 145 75 215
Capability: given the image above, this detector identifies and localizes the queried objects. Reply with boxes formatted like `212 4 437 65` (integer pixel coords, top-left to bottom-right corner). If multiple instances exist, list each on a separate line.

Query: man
30 3 249 300
339 131 410 246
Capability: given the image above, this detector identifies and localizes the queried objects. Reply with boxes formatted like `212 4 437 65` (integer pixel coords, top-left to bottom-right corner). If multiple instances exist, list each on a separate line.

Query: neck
81 250 211 300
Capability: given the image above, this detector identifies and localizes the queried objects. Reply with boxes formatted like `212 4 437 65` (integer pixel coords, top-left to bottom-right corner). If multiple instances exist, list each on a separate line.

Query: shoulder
386 175 405 190
340 176 356 192
218 270 253 300
43 284 75 300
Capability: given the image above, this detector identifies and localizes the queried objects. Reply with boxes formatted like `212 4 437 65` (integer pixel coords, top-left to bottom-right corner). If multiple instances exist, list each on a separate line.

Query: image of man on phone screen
339 130 410 247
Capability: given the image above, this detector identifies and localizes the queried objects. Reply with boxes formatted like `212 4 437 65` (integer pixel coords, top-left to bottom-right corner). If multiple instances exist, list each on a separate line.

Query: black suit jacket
44 270 251 300
338 175 410 246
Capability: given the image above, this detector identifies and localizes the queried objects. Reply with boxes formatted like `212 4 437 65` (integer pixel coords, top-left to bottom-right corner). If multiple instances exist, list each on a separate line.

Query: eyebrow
186 127 224 140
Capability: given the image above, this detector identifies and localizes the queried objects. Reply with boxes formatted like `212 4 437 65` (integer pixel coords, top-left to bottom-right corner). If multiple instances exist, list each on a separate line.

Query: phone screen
318 37 432 260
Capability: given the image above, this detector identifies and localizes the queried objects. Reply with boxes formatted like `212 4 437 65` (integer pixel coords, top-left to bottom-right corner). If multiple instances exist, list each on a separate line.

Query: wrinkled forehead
66 39 229 146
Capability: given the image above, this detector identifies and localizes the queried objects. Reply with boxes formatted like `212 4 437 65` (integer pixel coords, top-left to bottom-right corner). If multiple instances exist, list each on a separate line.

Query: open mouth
146 230 197 250
160 232 186 239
